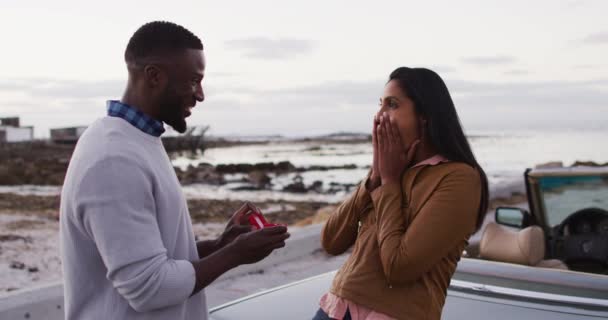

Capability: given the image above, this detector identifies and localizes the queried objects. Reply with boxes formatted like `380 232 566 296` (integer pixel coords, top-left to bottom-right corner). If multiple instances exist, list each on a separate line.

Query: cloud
447 78 608 109
572 64 596 70
197 77 608 135
429 65 457 74
2 76 608 137
461 55 517 66
580 31 608 45
565 0 590 9
0 78 123 99
4 77 608 113
503 69 530 76
224 37 316 60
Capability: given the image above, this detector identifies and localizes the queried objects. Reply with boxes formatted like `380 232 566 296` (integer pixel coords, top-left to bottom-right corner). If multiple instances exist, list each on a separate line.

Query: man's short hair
125 21 203 65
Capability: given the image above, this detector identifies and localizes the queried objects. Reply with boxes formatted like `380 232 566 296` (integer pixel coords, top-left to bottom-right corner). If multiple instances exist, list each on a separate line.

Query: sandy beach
0 181 529 294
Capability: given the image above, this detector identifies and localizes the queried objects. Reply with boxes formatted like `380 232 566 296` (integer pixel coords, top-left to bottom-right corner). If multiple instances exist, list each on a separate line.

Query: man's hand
227 202 257 227
215 224 252 250
377 112 420 186
190 221 290 297
197 202 257 259
227 226 290 265
216 202 257 249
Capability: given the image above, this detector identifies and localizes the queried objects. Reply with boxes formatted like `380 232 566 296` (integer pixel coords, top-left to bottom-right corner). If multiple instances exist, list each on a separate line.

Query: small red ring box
247 208 284 230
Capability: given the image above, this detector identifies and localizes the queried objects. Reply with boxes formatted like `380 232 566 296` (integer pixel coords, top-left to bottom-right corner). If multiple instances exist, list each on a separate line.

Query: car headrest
479 222 546 266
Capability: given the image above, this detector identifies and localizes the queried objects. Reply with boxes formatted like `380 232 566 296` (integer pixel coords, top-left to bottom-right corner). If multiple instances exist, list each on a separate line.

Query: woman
314 67 489 320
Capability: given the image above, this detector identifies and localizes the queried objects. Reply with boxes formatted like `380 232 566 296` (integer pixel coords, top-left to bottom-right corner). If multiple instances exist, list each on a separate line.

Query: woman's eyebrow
381 96 401 102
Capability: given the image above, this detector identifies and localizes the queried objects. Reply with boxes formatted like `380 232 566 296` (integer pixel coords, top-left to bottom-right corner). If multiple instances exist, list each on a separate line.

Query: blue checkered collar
106 100 165 137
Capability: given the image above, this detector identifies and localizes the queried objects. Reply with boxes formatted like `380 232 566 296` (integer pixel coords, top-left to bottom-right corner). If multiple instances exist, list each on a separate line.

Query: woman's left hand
377 112 420 186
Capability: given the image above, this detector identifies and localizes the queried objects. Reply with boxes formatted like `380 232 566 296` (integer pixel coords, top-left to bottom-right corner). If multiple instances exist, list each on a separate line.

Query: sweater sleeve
73 156 195 313
371 166 481 286
321 180 372 255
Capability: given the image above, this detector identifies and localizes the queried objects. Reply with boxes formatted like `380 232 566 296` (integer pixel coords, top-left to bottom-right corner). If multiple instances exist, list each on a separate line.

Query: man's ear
143 64 167 89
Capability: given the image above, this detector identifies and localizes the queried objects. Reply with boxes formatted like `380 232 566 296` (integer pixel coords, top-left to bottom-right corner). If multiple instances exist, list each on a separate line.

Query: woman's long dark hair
389 67 489 232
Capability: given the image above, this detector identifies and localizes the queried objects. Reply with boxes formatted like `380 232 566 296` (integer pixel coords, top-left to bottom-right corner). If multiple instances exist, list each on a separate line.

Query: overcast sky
1 0 607 137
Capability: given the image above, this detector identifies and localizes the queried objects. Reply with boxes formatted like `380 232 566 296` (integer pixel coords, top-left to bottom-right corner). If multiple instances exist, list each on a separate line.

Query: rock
230 186 263 191
326 182 357 194
177 164 225 185
274 161 296 172
300 164 358 172
535 161 563 169
10 261 25 270
216 161 296 174
305 145 322 152
194 170 225 185
247 171 272 189
283 181 307 193
572 161 608 167
308 180 324 193
283 175 307 193
216 163 253 174
0 234 31 242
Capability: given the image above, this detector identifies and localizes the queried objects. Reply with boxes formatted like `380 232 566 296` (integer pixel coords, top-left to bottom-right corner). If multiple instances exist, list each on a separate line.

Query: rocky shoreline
0 137 367 197
176 160 361 194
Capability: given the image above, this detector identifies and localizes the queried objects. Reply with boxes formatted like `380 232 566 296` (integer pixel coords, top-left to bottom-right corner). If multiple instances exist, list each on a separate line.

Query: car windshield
538 175 608 227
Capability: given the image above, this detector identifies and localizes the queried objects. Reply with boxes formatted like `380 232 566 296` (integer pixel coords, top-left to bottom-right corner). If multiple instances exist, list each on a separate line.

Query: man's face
158 49 205 133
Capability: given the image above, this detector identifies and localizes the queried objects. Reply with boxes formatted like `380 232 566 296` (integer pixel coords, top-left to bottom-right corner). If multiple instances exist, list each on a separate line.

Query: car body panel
209 259 608 319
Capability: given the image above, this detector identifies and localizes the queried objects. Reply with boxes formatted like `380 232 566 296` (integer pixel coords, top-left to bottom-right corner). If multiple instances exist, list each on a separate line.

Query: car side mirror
495 207 531 229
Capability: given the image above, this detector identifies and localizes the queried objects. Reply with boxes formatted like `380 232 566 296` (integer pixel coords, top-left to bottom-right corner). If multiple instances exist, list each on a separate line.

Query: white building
0 117 34 143
50 126 87 144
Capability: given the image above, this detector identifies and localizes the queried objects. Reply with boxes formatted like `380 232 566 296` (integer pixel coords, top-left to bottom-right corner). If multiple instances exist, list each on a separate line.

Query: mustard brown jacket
321 162 482 320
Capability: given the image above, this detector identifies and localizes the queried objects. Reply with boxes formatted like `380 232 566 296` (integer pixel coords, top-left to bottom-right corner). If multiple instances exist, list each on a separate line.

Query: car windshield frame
527 167 608 228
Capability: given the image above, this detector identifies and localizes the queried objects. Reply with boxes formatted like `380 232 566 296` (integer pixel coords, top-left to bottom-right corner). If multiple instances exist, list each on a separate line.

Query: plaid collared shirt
106 100 165 137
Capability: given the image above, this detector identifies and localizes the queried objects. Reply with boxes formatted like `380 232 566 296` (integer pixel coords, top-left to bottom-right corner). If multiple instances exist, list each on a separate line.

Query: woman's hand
367 113 382 191
377 112 420 186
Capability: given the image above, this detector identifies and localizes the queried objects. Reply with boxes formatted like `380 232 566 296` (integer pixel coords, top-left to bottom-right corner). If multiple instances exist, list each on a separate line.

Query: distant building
0 117 34 143
0 117 20 127
50 126 87 144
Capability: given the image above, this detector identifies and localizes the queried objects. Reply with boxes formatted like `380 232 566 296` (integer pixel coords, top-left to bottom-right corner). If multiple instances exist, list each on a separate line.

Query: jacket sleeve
371 166 481 285
73 156 195 312
321 179 373 255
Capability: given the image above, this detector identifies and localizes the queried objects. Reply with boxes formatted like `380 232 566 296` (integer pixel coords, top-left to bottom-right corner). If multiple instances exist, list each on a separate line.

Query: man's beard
158 87 187 134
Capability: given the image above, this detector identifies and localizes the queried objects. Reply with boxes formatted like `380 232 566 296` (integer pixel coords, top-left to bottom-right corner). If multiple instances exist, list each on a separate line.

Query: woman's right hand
367 113 382 191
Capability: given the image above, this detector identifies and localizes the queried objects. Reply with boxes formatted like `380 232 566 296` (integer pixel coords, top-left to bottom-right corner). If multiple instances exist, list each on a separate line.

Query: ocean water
2 130 607 203
172 129 608 202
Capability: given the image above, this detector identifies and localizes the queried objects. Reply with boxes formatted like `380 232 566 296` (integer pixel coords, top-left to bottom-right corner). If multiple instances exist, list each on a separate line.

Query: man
59 21 290 319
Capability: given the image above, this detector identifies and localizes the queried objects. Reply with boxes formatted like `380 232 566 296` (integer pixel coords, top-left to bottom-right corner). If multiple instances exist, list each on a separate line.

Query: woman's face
378 80 422 149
